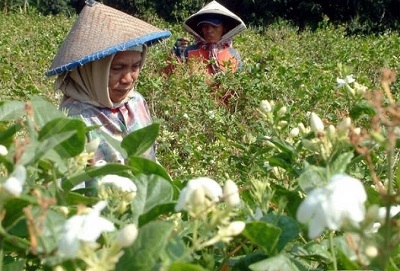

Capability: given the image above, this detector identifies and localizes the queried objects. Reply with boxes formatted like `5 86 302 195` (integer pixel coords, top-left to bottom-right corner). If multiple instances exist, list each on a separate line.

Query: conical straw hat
46 1 171 76
183 0 246 42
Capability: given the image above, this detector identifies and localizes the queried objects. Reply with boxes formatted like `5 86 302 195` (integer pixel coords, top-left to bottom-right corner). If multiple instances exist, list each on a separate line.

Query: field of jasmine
1 11 400 271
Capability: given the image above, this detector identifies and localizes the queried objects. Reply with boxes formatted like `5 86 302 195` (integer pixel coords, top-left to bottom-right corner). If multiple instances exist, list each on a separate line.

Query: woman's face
108 51 142 103
201 23 224 44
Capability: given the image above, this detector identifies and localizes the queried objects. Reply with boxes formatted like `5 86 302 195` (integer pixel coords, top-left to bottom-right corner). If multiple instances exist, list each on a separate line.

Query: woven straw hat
183 0 246 42
46 1 171 76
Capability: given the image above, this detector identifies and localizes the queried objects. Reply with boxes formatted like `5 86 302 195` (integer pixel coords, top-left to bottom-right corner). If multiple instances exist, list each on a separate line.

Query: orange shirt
184 43 242 74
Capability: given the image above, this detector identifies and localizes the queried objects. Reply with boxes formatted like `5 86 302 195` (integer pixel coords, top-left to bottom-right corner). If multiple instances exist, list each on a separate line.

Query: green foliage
1 11 400 271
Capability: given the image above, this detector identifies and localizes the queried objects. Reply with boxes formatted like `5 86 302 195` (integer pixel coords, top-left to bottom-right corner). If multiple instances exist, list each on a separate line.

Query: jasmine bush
1 11 400 271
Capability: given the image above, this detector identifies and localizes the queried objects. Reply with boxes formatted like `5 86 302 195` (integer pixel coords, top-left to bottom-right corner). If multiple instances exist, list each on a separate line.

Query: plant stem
192 218 199 250
381 139 395 270
329 231 337 270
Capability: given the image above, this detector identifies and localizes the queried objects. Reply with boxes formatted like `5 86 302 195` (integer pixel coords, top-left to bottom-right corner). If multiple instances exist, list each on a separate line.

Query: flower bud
0 145 8 156
370 131 386 144
3 165 26 196
337 117 351 134
310 113 324 134
298 122 307 134
117 224 138 248
260 100 272 113
352 128 361 136
86 138 100 153
289 127 300 138
354 82 367 95
58 206 70 216
277 106 287 117
219 221 246 237
278 120 288 127
223 180 240 207
365 245 378 258
327 125 336 139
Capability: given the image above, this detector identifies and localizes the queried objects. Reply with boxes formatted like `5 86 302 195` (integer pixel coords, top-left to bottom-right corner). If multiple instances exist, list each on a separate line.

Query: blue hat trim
197 18 222 26
46 30 171 76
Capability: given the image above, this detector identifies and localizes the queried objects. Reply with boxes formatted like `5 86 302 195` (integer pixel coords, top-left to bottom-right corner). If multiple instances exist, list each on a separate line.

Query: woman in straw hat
46 0 171 165
182 1 246 75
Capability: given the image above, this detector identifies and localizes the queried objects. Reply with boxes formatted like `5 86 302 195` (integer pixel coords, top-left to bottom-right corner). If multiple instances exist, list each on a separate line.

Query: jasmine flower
296 173 367 239
58 201 115 258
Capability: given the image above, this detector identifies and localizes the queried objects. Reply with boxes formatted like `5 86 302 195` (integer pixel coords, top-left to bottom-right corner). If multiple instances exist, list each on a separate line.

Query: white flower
116 224 138 248
278 120 288 127
297 122 308 134
58 201 115 258
377 205 400 222
327 125 336 139
218 221 246 242
354 82 368 95
289 127 300 138
353 127 361 135
98 174 137 193
365 245 378 258
309 112 324 134
85 138 100 153
3 165 26 196
0 145 8 156
223 180 241 207
175 177 223 212
296 173 367 239
337 75 355 87
277 106 287 117
337 117 351 134
260 100 272 113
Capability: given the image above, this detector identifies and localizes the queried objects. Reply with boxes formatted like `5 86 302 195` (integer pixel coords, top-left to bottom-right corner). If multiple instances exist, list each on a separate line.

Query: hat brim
46 2 171 77
45 31 170 76
186 13 241 37
183 1 246 42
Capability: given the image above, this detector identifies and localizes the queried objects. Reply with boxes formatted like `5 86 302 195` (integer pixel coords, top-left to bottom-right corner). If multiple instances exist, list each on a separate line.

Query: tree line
2 0 400 34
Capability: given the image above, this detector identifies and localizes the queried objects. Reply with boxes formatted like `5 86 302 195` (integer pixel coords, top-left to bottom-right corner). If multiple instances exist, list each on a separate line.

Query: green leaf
349 100 375 120
128 156 173 182
272 184 303 218
139 202 176 226
168 262 208 271
64 191 99 206
100 130 127 158
2 259 26 271
2 196 36 231
30 96 65 128
131 174 174 224
328 151 354 175
335 236 361 270
121 123 159 157
38 118 86 158
19 131 76 165
262 214 300 252
62 163 131 191
297 165 327 193
116 221 174 271
0 100 25 121
242 221 281 255
162 236 191 263
0 123 22 147
31 207 66 254
249 254 301 271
